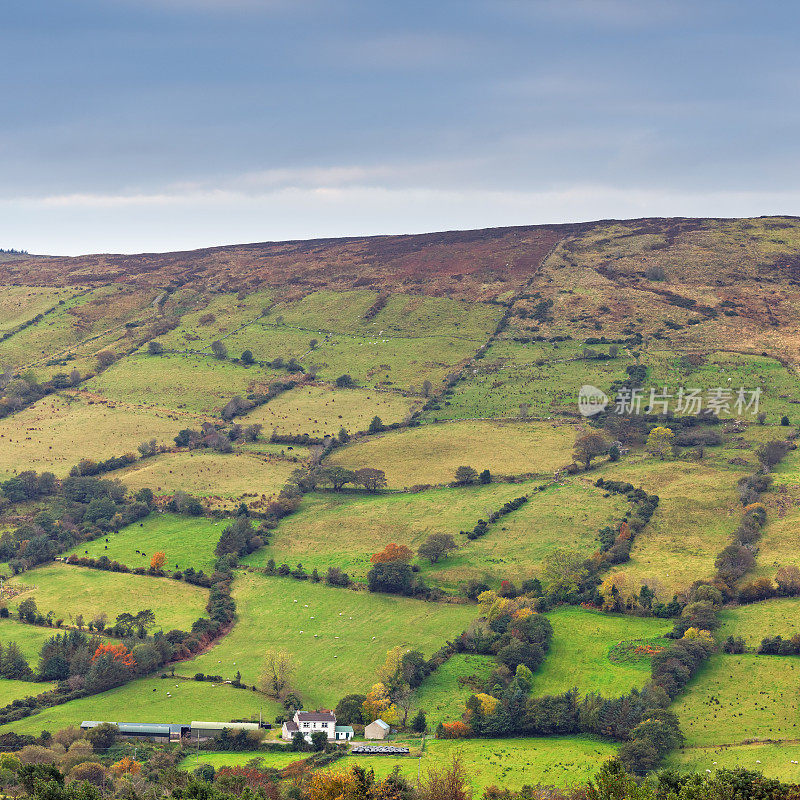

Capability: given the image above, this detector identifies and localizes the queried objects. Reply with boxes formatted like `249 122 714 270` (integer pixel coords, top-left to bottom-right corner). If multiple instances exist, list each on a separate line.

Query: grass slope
7 564 208 632
179 573 476 707
718 598 800 647
327 421 577 488
529 607 672 698
65 512 224 574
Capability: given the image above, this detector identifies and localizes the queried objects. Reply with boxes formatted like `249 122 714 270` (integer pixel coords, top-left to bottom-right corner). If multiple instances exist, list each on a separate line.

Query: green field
113 451 295 509
0 393 197 476
242 481 548 584
718 598 800 647
427 339 636 420
242 384 421 437
0 676 280 735
342 737 618 792
85 352 285 415
601 457 748 597
0 616 77 663
667 742 800 782
672 654 800 747
7 563 208 632
0 286 76 333
178 573 477 707
327 420 578 488
65 512 224 574
0 679 56 707
412 654 496 727
529 607 672 698
750 506 800 582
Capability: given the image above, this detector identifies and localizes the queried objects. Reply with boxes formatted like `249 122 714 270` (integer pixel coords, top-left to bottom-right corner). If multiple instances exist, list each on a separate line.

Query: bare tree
258 649 294 698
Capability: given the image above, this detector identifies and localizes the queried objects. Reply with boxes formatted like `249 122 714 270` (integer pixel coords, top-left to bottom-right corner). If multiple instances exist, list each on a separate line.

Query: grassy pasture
749 505 800 582
667 742 800 782
0 617 73 663
0 679 56 706
179 573 477 708
0 676 280 735
673 654 800 747
113 451 295 510
600 457 748 597
268 291 501 340
242 482 546 583
432 481 629 587
529 607 672 698
155 291 273 350
341 737 618 792
427 339 636 420
412 654 496 727
0 286 76 333
65 512 224 574
180 751 305 771
644 350 800 420
327 420 577 488
0 394 197 476
86 353 284 415
6 563 209 632
0 286 156 372
243 384 420 437
718 598 800 647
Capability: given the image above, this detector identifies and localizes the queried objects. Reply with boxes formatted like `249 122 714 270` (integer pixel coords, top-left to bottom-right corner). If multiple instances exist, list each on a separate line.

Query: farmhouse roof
81 721 185 735
296 710 336 722
335 726 354 733
371 719 390 730
284 721 299 732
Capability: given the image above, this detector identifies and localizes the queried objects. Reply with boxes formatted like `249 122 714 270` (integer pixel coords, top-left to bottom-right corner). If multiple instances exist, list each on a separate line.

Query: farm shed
80 721 186 743
364 719 390 740
190 721 261 740
335 725 354 741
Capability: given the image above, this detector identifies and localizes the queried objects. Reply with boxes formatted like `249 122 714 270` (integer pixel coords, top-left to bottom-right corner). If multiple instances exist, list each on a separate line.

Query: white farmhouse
282 710 352 742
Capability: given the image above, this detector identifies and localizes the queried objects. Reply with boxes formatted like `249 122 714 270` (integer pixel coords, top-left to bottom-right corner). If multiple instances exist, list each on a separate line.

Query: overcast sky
3 0 800 255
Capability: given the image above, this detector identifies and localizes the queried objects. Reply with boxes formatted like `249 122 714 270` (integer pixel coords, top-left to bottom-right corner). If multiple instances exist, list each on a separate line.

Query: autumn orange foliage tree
438 721 472 739
92 643 136 667
110 757 141 776
370 543 413 564
150 551 166 571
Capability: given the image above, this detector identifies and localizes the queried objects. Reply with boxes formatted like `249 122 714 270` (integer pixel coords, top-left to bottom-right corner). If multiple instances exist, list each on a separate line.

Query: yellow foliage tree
361 682 392 723
646 426 674 460
473 693 499 716
110 757 141 776
599 574 628 611
682 627 714 646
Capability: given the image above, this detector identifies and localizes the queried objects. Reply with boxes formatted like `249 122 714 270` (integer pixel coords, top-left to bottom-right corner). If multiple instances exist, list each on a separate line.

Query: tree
321 466 355 491
310 730 327 751
542 548 588 597
478 469 491 484
335 694 366 726
290 732 308 752
368 416 384 434
573 432 609 469
645 426 674 460
776 564 800 595
370 543 413 564
335 374 354 388
453 466 478 486
150 551 166 572
84 723 118 751
782 415 791 426
240 349 254 365
367 562 414 595
418 753 471 800
96 350 116 368
418 533 458 564
354 467 387 492
211 340 228 360
147 340 164 355
411 710 427 733
258 649 294 698
757 440 791 468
